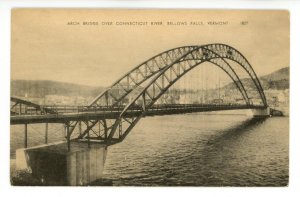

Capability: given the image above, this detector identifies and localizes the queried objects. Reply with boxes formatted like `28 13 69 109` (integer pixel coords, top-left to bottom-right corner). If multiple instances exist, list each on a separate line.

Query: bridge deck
11 104 266 125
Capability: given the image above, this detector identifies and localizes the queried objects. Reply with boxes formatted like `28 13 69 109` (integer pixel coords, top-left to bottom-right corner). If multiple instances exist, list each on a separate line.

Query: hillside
261 67 289 82
11 80 105 98
223 67 289 91
11 67 289 99
260 67 289 90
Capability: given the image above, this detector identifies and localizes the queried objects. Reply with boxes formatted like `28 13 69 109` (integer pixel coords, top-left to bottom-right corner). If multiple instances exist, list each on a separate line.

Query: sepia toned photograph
10 9 289 186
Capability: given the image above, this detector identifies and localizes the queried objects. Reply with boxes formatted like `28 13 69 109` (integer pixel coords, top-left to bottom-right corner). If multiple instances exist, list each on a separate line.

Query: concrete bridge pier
247 107 271 117
15 141 107 186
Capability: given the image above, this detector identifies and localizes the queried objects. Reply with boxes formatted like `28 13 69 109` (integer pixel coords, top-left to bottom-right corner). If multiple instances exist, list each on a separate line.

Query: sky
11 9 289 87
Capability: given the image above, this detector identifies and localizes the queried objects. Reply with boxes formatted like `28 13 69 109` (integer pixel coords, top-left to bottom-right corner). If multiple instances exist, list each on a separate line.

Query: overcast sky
11 9 289 87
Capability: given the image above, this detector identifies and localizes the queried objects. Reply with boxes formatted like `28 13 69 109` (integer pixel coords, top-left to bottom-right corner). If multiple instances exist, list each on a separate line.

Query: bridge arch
93 44 268 144
89 44 266 110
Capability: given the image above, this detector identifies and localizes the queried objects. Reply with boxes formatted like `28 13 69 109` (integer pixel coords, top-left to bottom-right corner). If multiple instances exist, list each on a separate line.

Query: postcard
10 9 289 186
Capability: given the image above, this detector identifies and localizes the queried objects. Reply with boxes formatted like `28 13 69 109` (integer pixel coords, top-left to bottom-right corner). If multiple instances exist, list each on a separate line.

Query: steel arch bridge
11 43 268 147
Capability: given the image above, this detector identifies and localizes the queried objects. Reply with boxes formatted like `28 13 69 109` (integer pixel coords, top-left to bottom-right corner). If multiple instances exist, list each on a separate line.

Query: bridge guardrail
12 103 265 116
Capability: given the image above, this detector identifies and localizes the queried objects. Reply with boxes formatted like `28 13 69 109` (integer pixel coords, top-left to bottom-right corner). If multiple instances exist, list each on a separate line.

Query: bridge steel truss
11 43 268 148
78 43 268 145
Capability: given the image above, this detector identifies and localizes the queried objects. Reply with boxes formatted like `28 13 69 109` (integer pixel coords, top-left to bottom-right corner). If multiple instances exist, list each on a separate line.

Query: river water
10 113 289 186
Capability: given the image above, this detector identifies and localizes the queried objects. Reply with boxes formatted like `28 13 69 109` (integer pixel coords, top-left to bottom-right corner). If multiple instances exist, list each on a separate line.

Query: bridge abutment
247 107 271 117
15 141 107 186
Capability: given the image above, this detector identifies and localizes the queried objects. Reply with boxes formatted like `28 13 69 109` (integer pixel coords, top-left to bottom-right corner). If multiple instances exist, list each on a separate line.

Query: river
10 113 289 186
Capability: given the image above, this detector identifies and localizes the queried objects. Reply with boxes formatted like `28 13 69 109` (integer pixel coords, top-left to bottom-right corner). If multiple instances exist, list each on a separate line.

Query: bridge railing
11 106 45 115
11 103 265 116
42 105 126 113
